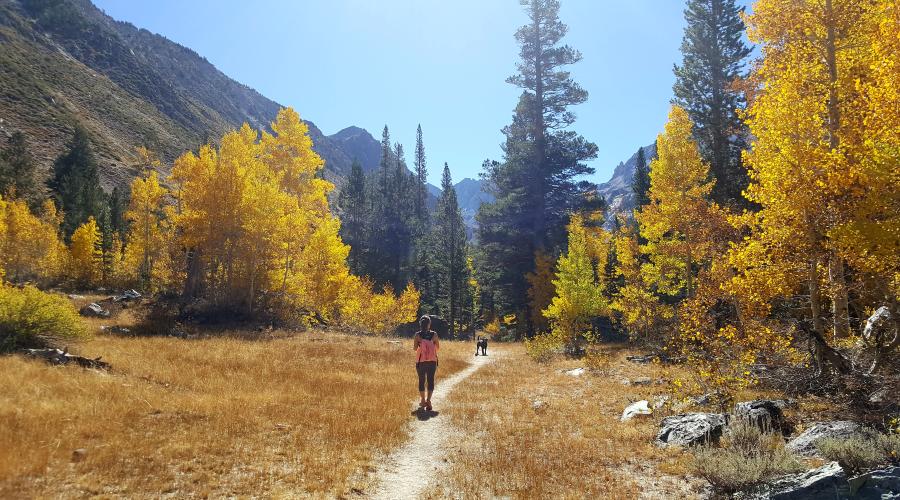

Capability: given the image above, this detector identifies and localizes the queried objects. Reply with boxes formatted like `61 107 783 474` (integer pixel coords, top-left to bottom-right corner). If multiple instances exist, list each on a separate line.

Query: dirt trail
367 353 494 500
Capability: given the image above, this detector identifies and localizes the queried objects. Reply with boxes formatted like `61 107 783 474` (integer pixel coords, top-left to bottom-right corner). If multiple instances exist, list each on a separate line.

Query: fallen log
23 348 111 370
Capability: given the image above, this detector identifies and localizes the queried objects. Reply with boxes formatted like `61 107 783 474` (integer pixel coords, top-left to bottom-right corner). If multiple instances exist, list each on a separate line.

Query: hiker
413 315 440 411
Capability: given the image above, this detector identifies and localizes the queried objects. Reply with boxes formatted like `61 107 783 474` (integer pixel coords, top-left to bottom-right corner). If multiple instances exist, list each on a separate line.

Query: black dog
475 336 488 356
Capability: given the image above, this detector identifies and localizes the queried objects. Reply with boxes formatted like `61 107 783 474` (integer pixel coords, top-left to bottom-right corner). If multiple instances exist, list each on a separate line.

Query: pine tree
433 163 469 335
673 0 752 207
413 124 428 223
362 126 397 287
338 160 367 275
0 131 43 208
49 125 105 239
632 146 651 211
477 0 598 332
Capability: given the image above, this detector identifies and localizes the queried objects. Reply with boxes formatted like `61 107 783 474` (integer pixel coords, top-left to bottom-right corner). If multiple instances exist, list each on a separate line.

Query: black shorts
416 361 437 392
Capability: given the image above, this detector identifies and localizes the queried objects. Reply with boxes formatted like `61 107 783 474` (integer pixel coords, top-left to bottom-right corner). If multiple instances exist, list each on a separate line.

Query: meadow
0 329 470 498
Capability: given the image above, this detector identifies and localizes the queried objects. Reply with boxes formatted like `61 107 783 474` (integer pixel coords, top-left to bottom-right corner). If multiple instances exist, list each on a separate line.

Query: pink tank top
416 332 438 362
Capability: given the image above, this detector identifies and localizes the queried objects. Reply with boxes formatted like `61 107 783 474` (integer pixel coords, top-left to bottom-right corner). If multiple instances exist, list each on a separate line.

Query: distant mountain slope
454 178 494 229
328 126 381 173
597 142 657 224
0 0 355 187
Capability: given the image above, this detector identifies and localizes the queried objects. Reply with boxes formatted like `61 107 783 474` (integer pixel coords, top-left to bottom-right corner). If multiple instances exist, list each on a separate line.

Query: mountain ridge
0 0 358 186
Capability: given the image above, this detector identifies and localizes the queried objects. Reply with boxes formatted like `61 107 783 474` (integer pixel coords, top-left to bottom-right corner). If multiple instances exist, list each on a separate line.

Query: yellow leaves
69 217 102 287
123 169 175 292
544 214 610 346
526 251 556 334
637 105 730 299
0 196 66 284
338 278 421 335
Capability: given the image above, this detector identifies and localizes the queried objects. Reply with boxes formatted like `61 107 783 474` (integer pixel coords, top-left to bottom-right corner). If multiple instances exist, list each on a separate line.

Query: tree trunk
808 257 850 376
829 256 850 339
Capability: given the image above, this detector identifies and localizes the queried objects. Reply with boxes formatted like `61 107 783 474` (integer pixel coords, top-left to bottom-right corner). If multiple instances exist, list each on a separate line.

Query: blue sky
93 0 748 186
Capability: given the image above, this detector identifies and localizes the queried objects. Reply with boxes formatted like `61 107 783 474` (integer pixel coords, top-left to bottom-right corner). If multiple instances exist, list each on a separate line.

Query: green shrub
692 423 804 494
817 431 900 475
0 284 88 352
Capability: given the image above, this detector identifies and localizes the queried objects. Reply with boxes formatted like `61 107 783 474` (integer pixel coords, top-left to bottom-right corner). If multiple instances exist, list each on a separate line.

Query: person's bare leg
419 391 426 407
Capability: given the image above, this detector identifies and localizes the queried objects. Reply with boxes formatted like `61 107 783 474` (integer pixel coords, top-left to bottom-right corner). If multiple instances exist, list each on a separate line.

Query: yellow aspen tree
732 0 885 373
637 106 729 300
0 197 65 284
542 214 610 353
38 199 68 281
69 217 102 287
611 223 673 342
123 170 173 292
0 196 7 281
169 107 417 328
525 251 555 334
829 0 900 301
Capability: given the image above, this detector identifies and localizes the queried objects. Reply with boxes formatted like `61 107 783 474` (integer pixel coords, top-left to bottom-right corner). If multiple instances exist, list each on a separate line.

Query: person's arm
434 333 440 351
413 333 421 351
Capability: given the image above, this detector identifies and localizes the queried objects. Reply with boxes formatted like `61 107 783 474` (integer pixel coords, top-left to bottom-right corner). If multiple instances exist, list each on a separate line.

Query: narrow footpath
367 353 495 500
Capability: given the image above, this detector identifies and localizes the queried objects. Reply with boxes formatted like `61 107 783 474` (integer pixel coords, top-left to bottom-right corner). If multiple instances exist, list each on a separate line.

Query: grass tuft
691 423 804 494
817 431 900 475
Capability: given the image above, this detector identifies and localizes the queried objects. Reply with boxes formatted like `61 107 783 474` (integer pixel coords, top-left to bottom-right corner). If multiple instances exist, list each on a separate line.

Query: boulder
863 306 892 342
851 466 900 499
565 367 586 377
621 400 652 421
532 400 547 411
111 289 142 302
656 413 727 447
786 421 863 457
79 302 109 318
734 400 785 432
626 355 655 364
769 461 850 499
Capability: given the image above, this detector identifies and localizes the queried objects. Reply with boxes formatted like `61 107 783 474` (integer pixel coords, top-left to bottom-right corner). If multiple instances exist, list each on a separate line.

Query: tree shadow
411 408 440 421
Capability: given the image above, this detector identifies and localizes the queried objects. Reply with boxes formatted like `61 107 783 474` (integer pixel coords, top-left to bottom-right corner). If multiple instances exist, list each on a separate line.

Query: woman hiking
413 315 440 411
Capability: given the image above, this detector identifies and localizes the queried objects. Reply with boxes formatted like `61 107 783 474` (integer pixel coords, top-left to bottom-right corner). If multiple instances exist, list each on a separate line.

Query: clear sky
92 0 748 186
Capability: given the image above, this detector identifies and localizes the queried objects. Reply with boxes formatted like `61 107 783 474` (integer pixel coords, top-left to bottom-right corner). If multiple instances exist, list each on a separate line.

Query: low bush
524 331 562 362
817 431 900 475
0 284 88 352
691 423 804 494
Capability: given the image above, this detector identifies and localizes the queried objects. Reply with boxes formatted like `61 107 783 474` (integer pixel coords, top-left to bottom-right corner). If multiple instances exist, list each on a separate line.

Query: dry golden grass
0 327 471 498
427 344 705 499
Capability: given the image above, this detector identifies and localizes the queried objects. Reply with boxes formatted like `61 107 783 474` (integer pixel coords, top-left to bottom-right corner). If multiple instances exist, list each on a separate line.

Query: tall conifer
673 0 752 206
49 125 105 239
433 163 469 335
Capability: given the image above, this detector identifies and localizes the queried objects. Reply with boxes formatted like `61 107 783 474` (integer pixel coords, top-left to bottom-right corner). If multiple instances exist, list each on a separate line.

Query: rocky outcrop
734 400 785 432
657 413 727 447
786 421 863 457
768 461 850 499
851 465 900 499
79 302 110 318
